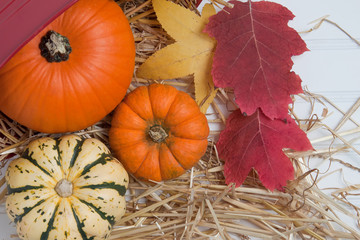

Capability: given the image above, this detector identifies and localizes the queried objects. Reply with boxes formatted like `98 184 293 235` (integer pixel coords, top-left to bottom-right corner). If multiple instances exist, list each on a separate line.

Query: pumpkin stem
149 125 168 143
39 30 72 62
55 178 73 198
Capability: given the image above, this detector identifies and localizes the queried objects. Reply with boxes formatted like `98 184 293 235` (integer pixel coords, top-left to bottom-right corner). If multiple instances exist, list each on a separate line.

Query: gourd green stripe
69 139 85 168
21 148 52 177
52 138 62 166
78 199 116 226
80 153 112 176
71 206 95 240
80 182 127 196
40 203 59 240
7 184 44 194
14 199 46 223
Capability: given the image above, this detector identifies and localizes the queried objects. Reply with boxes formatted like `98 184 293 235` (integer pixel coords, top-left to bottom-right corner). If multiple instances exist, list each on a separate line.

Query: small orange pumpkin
109 84 209 181
0 0 135 133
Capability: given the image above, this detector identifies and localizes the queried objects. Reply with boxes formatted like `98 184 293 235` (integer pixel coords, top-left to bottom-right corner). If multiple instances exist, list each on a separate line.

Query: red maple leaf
217 109 313 191
204 0 308 120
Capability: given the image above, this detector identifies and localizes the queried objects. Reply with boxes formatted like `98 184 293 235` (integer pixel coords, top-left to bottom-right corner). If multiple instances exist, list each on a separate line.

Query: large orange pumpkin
0 0 135 133
109 84 209 181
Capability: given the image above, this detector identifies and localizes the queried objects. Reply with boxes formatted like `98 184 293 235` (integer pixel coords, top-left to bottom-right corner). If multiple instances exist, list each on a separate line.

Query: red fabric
0 0 78 68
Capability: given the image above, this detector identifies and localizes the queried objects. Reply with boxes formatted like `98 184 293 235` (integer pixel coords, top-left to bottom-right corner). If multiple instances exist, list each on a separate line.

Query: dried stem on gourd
55 178 73 198
39 30 72 62
148 125 168 143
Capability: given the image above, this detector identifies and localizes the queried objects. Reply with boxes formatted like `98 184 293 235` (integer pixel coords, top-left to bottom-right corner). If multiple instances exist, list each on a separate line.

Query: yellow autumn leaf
136 0 217 113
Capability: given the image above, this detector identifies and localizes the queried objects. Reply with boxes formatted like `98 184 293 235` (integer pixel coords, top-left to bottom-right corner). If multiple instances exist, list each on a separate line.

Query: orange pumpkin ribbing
109 84 209 182
0 0 135 133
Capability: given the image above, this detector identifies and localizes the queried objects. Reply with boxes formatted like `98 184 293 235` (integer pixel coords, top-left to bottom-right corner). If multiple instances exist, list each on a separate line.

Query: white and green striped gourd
5 134 129 240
